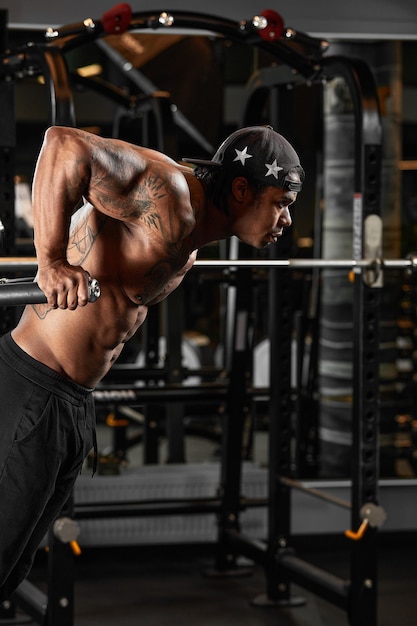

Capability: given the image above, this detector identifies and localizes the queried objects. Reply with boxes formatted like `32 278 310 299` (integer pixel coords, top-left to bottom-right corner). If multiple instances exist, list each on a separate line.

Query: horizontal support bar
12 579 47 623
102 363 223 383
278 550 350 609
279 477 351 510
75 500 223 519
223 529 349 610
224 529 268 567
92 384 271 405
74 496 267 520
93 383 228 404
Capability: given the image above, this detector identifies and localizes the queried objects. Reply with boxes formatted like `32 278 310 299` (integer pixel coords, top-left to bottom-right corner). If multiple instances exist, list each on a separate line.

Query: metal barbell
0 254 416 307
0 275 101 306
0 256 416 271
193 257 416 270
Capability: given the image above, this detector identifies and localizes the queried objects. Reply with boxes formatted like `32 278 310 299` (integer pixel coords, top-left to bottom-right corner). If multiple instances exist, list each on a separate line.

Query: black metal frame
216 49 382 626
0 6 383 626
0 6 325 149
0 9 19 337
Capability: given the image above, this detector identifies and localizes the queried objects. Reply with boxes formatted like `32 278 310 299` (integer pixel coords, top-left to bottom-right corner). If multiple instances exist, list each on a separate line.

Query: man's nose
280 206 292 227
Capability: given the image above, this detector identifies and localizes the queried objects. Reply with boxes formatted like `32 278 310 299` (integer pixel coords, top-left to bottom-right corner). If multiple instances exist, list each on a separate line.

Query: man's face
233 183 298 249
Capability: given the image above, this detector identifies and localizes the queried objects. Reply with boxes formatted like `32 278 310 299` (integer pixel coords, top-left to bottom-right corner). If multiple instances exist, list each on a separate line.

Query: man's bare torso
12 200 197 388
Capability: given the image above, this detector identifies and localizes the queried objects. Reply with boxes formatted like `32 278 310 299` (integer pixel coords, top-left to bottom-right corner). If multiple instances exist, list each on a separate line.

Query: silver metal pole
193 258 414 270
0 256 415 271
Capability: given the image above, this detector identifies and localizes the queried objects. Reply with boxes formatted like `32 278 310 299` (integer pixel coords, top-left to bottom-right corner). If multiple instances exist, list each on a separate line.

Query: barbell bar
0 276 101 306
0 256 416 271
0 255 416 307
193 257 415 270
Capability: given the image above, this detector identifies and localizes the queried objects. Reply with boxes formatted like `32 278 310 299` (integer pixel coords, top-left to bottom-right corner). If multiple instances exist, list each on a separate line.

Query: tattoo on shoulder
115 174 166 234
129 174 166 228
88 141 168 232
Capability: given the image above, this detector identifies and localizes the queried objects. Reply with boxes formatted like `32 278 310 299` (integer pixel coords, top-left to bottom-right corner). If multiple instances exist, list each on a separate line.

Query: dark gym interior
1 2 417 625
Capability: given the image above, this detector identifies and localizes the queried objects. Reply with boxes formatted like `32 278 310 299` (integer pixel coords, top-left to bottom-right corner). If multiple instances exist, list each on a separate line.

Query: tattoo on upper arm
68 214 107 265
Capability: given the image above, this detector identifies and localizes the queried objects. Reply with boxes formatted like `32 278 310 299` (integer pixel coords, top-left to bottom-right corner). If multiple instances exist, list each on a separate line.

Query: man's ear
231 177 249 202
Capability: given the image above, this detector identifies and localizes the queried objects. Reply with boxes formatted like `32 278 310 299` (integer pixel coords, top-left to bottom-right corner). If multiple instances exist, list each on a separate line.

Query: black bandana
183 125 303 192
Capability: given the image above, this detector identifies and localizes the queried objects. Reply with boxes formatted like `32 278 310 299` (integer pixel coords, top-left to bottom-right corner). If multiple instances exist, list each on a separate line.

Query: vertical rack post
349 92 383 626
264 232 300 604
321 55 383 625
0 9 17 336
0 9 14 250
164 289 186 463
215 265 254 571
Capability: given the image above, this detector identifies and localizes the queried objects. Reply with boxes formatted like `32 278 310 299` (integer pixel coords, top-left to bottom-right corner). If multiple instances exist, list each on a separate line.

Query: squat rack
0 5 387 626
219 35 383 626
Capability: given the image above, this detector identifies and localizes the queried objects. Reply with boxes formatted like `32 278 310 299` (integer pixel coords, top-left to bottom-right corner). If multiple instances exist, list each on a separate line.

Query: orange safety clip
106 412 129 428
345 503 387 540
345 518 369 541
70 540 82 556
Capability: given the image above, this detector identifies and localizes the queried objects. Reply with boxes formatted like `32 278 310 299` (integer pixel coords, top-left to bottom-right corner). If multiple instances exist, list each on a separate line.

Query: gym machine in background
0 4 413 626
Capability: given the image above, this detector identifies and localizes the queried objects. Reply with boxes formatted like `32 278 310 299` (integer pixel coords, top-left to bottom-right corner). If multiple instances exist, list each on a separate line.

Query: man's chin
237 235 271 250
258 240 272 250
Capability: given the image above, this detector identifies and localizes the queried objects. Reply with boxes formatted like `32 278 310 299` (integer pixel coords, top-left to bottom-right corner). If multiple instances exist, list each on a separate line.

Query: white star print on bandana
182 125 303 192
265 159 284 179
233 146 253 165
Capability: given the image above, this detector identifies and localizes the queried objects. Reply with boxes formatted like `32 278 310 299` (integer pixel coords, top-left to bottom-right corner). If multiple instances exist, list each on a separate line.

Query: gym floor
12 428 417 626
24 536 417 626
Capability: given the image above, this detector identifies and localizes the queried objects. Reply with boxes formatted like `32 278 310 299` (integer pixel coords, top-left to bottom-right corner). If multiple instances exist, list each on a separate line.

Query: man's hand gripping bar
0 277 101 306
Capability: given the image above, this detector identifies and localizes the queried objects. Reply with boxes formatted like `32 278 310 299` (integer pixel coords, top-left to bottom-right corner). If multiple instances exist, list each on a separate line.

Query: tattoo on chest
141 260 172 300
139 242 190 302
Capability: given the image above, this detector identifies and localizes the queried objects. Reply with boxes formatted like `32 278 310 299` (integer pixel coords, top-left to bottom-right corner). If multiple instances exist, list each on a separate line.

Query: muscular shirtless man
0 124 303 598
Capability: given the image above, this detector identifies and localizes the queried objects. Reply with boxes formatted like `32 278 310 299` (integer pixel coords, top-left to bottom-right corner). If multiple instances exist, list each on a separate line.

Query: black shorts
0 332 96 598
